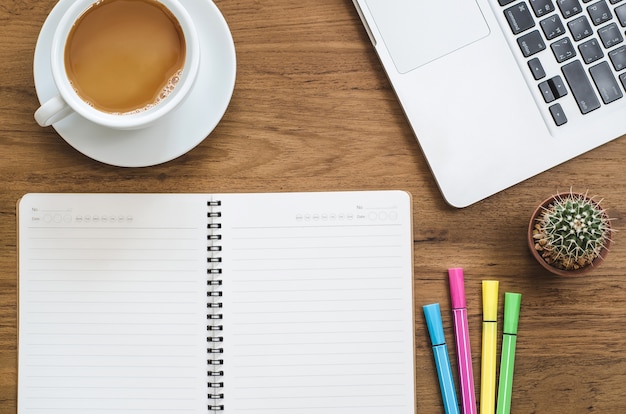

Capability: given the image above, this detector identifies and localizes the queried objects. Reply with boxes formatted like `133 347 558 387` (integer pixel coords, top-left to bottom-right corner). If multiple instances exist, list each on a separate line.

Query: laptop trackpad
365 0 490 74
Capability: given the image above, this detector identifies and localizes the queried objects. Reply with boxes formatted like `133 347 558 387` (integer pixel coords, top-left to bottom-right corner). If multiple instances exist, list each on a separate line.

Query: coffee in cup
65 0 186 114
35 0 200 130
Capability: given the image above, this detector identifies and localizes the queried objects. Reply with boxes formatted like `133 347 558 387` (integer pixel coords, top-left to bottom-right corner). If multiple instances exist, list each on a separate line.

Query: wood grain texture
2 0 626 412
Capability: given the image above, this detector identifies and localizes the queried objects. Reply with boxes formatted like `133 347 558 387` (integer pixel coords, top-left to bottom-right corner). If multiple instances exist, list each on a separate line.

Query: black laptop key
589 61 623 103
539 80 557 102
620 72 626 89
518 30 547 56
551 37 577 62
598 23 623 48
530 0 556 16
499 0 517 5
557 0 583 18
616 4 626 26
505 2 536 34
568 16 594 41
579 38 604 63
562 60 601 113
528 57 547 79
550 75 568 98
609 45 626 70
587 0 613 25
549 103 568 125
541 15 566 39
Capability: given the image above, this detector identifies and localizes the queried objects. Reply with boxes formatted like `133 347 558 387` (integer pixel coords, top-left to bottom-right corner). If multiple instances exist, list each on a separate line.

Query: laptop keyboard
498 0 626 126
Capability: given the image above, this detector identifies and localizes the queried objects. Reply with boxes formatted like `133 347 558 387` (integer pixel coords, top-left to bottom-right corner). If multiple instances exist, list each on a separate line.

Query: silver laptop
353 0 626 207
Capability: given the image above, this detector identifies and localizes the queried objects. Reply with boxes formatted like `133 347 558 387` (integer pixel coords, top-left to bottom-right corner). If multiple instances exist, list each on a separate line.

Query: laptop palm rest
365 0 490 73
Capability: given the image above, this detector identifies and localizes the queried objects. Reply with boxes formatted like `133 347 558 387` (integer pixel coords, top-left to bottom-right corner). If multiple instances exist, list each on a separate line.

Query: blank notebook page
218 191 415 413
18 194 209 413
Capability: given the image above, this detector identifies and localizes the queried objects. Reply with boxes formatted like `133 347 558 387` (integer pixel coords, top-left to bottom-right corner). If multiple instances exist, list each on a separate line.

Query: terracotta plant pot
527 192 612 276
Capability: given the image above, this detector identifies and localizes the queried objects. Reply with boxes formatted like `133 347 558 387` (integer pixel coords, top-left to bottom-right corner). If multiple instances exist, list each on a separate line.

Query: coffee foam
70 69 183 115
119 70 182 115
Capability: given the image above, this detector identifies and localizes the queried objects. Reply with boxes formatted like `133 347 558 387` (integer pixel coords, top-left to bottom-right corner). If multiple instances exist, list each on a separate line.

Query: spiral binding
207 200 225 411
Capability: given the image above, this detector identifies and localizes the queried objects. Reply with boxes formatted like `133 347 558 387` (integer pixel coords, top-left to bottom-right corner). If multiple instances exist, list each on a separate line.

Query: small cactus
532 192 613 271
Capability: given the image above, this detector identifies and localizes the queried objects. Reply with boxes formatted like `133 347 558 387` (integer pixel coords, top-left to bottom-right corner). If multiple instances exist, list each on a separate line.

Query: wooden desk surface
2 1 626 412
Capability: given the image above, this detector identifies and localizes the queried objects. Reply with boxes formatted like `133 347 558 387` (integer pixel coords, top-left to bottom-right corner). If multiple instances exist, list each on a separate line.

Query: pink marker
448 268 477 414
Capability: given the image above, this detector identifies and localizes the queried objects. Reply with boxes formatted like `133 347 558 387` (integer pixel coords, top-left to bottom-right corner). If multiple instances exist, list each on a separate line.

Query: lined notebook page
18 194 209 414
218 191 415 413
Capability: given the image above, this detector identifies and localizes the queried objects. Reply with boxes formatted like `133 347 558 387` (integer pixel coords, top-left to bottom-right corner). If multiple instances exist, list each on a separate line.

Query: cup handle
34 95 75 127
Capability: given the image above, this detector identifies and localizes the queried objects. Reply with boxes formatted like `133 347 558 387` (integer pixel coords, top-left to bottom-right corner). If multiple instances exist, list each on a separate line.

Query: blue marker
424 303 460 414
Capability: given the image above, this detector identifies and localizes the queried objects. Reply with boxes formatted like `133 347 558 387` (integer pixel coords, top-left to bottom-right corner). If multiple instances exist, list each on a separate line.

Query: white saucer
33 0 236 167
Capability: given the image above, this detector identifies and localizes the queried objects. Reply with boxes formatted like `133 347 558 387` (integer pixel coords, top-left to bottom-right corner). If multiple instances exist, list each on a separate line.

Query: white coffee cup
34 0 200 130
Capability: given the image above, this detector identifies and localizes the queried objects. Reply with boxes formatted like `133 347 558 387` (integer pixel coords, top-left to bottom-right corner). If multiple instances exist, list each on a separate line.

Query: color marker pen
480 281 499 414
448 268 477 414
424 303 460 414
496 292 522 414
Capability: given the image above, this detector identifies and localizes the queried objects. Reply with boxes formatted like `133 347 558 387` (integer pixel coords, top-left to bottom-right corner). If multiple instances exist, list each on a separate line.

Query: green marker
496 292 522 414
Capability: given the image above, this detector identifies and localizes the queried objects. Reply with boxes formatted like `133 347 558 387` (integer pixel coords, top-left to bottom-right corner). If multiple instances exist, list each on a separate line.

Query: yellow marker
480 280 499 414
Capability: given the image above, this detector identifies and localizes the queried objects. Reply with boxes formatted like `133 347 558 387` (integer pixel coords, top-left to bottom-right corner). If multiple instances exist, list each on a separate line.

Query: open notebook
17 191 416 413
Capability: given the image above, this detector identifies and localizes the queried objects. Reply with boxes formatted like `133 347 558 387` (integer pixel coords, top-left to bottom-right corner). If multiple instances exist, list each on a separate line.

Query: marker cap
448 268 466 309
423 303 446 346
503 292 522 334
482 280 499 321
